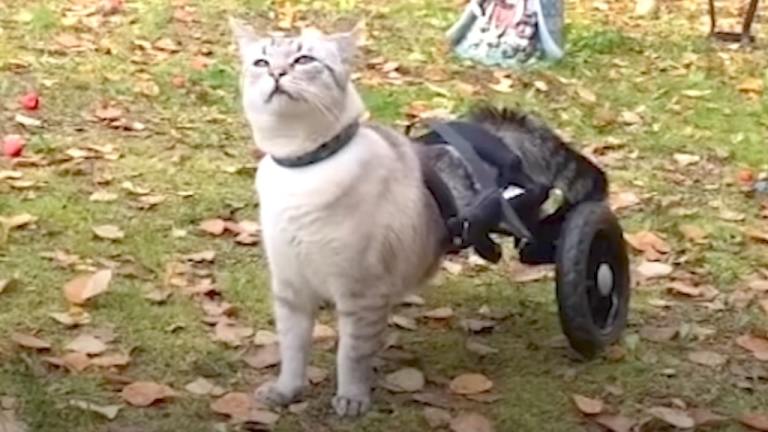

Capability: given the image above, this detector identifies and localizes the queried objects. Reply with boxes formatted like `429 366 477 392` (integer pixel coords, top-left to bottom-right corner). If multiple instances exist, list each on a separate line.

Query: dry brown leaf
736 334 768 361
183 250 216 262
211 392 279 424
759 299 768 316
307 366 328 385
667 281 718 300
401 294 425 306
90 353 131 368
749 279 768 292
61 352 91 371
243 344 281 369
687 350 727 367
719 209 746 222
424 407 452 428
412 392 457 409
68 400 122 420
450 411 494 432
212 321 253 347
593 414 636 432
199 219 226 236
253 330 278 346
737 77 765 94
0 279 15 294
120 381 177 407
383 367 425 393
92 225 124 240
465 338 498 356
647 406 695 429
740 413 768 431
625 231 670 261
449 373 493 395
390 315 418 331
636 261 673 279
745 228 768 244
234 233 259 245
679 224 708 243
10 332 51 350
689 408 727 427
312 323 337 342
0 213 37 229
63 269 113 305
610 191 641 211
461 319 497 333
66 334 108 355
49 309 92 327
94 106 123 121
89 190 118 202
576 86 597 104
185 377 224 396
572 394 604 415
618 111 642 125
423 307 454 320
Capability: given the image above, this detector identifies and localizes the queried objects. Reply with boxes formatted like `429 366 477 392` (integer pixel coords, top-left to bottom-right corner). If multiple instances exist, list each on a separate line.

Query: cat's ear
328 21 365 65
228 17 259 55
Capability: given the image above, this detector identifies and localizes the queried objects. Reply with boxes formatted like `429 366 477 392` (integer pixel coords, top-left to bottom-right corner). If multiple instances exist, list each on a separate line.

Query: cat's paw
256 382 303 407
332 394 371 417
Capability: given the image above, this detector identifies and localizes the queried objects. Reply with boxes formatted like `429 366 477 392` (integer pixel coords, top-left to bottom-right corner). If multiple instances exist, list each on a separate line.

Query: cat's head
230 18 364 156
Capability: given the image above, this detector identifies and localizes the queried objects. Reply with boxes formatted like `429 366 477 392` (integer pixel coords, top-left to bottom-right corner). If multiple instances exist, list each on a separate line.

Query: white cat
229 18 448 417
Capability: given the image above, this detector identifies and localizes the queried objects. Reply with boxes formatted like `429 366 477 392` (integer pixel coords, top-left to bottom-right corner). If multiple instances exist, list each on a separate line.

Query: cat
229 19 449 417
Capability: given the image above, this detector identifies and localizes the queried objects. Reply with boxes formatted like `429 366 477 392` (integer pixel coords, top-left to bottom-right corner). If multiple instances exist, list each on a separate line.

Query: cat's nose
270 68 288 79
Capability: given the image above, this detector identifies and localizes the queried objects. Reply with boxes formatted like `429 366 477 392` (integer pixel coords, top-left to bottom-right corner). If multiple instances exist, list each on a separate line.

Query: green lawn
1 0 767 431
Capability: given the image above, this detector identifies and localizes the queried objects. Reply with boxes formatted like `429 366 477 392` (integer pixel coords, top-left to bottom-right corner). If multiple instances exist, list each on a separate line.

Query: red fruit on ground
3 135 26 158
19 91 40 111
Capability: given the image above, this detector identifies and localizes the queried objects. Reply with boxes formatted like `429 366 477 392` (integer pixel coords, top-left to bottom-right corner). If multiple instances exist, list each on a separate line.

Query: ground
1 0 768 431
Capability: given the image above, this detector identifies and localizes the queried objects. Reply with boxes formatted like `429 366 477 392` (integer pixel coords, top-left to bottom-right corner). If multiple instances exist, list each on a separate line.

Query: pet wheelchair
412 118 630 358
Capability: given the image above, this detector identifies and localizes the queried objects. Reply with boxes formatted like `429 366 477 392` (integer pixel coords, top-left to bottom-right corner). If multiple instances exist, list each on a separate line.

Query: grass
1 0 768 431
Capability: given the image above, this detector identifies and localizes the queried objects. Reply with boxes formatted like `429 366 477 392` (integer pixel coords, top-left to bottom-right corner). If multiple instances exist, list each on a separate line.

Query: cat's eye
253 59 270 68
293 55 316 65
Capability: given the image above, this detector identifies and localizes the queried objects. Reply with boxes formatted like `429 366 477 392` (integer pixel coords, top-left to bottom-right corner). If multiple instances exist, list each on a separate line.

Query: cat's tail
465 104 609 205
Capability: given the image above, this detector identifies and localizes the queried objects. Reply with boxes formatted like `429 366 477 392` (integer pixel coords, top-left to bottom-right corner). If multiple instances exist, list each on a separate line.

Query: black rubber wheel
555 201 630 359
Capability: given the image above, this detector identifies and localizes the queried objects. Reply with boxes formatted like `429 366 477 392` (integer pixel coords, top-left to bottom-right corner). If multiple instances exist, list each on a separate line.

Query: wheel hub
596 263 614 297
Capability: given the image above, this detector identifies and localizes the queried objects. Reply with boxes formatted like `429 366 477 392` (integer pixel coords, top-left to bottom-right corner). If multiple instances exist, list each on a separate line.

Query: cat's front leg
262 289 316 407
332 293 389 417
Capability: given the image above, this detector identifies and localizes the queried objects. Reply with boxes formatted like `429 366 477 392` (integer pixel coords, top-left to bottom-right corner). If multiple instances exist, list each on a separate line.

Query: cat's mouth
266 84 297 103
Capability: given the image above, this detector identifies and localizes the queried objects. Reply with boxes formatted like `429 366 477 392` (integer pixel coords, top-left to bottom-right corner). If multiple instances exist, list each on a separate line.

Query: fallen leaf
10 332 51 350
120 381 177 407
312 323 337 343
449 373 493 395
212 321 253 347
450 411 494 432
412 391 457 409
0 409 27 432
737 77 764 94
636 261 673 279
609 191 641 211
401 294 425 306
719 209 746 222
639 325 677 342
383 367 425 393
63 269 113 305
618 111 642 125
750 279 768 292
679 224 708 243
461 319 497 333
760 299 768 316
90 353 131 368
49 309 92 327
183 250 216 263
576 86 597 104
423 307 454 320
572 394 604 415
61 352 91 371
199 219 226 236
465 338 498 356
288 401 308 414
253 330 278 346
647 406 694 428
307 366 328 385
68 400 121 420
185 377 223 396
736 334 768 361
424 407 452 428
740 413 768 431
243 344 281 369
66 334 108 355
0 278 16 294
92 225 124 240
667 281 718 299
89 191 118 202
390 315 418 331
143 289 171 304
594 414 636 432
680 89 711 99
688 350 727 367
625 231 670 260
94 106 123 121
689 408 727 427
464 393 503 404
211 392 279 424
745 228 768 244
14 113 42 128
0 213 37 230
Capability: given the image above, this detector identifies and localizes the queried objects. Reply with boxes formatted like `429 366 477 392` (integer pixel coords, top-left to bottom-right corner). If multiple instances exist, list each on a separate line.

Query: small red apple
2 135 25 158
19 91 40 111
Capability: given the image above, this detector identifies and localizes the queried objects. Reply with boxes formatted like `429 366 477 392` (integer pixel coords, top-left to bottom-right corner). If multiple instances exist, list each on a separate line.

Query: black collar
272 122 360 168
